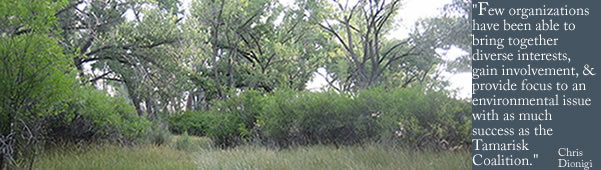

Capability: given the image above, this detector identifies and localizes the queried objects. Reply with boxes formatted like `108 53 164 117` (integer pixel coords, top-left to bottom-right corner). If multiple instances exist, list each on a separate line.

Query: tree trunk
1 153 5 170
186 89 195 111
123 79 146 117
145 99 154 120
211 0 226 99
132 96 144 117
228 33 239 88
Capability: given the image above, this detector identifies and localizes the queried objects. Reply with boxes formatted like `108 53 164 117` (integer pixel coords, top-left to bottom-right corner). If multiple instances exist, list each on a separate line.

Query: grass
35 143 198 170
35 136 471 170
194 144 471 170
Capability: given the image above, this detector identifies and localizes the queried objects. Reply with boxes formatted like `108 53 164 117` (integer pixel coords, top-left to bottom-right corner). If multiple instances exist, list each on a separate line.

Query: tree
319 0 470 92
318 0 413 91
395 0 470 90
55 0 188 119
184 0 332 108
0 0 74 168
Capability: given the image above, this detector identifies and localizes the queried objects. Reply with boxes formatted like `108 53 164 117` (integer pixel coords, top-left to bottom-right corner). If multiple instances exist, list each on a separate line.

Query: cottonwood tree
319 0 410 91
184 0 332 109
319 0 470 92
55 0 188 119
395 0 470 90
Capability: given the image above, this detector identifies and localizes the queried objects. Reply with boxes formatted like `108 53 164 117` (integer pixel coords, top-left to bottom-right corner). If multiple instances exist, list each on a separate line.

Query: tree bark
125 82 145 117
186 88 195 111
228 33 239 88
132 96 144 117
211 0 226 99
145 99 154 120
0 154 4 170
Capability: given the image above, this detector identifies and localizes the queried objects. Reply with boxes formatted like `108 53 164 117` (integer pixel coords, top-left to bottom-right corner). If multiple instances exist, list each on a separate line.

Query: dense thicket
44 87 150 143
170 88 471 149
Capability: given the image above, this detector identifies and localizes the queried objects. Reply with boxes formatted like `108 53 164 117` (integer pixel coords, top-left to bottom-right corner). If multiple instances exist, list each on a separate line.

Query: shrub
189 87 470 149
203 90 265 147
147 121 170 146
258 89 382 147
175 131 191 150
354 88 471 149
44 87 151 143
257 88 471 149
169 111 210 136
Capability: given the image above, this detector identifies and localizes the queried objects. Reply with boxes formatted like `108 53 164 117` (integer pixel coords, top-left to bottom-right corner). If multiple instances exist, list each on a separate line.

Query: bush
184 87 470 149
168 90 265 147
258 89 380 147
44 87 150 143
258 88 471 149
146 121 171 146
175 131 191 150
203 90 265 147
354 88 471 149
169 111 210 136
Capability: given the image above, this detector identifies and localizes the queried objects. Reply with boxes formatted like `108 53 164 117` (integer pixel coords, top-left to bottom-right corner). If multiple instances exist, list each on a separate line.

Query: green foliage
201 110 243 148
1 0 471 168
45 87 151 142
175 131 191 150
354 88 471 148
169 111 210 136
0 0 74 130
318 0 471 91
151 129 169 146
145 121 171 146
168 89 266 147
202 90 265 147
258 89 378 147
0 0 75 168
184 0 333 105
58 0 189 120
187 88 470 149
76 87 150 139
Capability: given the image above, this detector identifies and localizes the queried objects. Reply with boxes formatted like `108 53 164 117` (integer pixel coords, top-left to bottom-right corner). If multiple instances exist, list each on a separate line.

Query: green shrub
147 122 171 146
257 87 470 149
354 88 471 148
185 87 470 149
175 131 191 150
45 87 150 142
168 90 266 147
258 89 382 147
169 111 210 136
203 90 265 147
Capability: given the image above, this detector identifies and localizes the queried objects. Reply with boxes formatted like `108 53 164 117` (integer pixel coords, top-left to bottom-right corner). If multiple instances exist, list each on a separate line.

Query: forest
1 0 471 169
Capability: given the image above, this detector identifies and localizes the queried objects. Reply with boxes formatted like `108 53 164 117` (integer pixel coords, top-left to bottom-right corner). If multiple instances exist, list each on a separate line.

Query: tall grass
35 136 470 170
194 145 470 170
36 144 197 170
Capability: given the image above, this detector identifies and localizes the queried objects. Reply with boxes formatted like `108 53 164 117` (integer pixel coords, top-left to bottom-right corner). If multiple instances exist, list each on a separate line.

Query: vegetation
1 0 470 169
170 88 470 149
35 136 471 170
45 87 150 142
36 143 198 170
